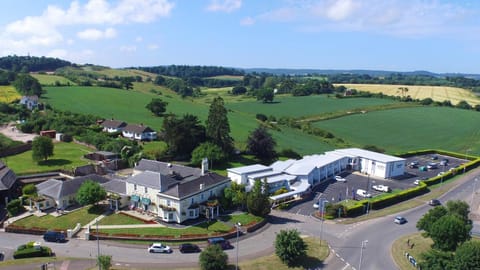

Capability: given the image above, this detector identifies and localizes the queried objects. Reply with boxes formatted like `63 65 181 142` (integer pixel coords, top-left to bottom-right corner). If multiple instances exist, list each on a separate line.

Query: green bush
6 199 25 217
13 246 52 259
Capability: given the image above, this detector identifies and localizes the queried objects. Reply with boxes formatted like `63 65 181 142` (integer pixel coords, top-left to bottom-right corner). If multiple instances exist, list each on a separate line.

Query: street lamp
235 222 242 270
359 240 368 270
96 217 100 270
472 178 478 205
319 200 328 254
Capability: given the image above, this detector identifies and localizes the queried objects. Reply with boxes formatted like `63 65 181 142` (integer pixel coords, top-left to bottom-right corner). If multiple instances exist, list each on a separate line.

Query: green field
30 74 76 86
0 85 21 103
315 106 480 154
2 142 93 175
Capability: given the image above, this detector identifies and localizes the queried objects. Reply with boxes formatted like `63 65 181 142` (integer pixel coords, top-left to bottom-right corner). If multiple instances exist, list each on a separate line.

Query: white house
35 174 110 210
19 95 39 110
122 124 157 141
228 148 405 204
125 159 231 223
100 119 127 133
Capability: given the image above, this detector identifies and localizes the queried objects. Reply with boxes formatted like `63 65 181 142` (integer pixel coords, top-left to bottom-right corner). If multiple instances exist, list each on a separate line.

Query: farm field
336 83 480 106
3 141 93 175
227 95 399 118
0 85 21 103
30 74 76 86
315 106 480 154
42 85 336 155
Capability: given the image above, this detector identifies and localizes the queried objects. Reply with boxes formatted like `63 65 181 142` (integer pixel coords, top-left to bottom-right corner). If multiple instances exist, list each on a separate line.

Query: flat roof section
227 164 271 175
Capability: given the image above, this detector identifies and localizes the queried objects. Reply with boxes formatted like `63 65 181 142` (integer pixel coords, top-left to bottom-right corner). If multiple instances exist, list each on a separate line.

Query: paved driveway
0 123 37 142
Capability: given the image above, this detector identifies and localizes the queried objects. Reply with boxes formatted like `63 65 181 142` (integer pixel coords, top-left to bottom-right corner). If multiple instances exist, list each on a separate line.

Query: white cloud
120 45 137 52
135 36 144 42
0 0 174 57
207 0 242 13
240 17 255 26
147 44 159 50
77 28 117 40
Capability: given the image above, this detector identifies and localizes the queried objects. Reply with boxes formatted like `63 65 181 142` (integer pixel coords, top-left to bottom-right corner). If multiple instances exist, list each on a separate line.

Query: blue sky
1 0 479 73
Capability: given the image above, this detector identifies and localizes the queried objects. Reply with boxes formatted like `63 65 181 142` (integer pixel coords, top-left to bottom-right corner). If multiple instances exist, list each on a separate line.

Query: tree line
0 55 71 72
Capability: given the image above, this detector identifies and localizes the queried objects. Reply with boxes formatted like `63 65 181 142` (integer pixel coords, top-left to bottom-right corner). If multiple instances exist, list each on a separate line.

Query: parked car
372 184 390 192
409 161 419 168
394 216 407 224
440 159 449 166
413 179 421 185
431 155 438 160
179 243 200 253
356 189 372 198
207 237 232 250
428 199 441 206
335 175 347 182
148 243 172 253
43 231 65 243
427 162 438 169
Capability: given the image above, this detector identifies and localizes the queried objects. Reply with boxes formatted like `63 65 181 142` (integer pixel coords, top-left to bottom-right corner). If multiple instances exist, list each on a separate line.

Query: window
189 210 194 217
191 198 194 204
134 184 137 191
144 187 148 193
167 200 171 206
210 190 213 197
201 193 204 200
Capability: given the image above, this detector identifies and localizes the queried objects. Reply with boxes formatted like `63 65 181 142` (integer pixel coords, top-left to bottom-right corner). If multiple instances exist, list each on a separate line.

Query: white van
356 189 372 198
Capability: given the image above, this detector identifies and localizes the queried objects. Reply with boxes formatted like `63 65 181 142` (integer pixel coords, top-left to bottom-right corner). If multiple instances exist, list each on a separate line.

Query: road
1 168 479 269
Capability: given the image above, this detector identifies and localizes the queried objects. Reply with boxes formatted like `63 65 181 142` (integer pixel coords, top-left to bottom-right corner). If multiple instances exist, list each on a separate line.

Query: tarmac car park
287 153 469 216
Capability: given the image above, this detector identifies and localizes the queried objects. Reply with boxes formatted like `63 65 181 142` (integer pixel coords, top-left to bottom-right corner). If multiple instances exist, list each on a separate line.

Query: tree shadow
38 159 72 166
268 215 301 225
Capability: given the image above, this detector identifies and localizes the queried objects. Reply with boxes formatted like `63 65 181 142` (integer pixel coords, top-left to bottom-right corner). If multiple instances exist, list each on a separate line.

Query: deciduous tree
76 180 107 206
163 114 206 158
454 241 480 269
275 229 307 266
32 136 54 162
246 126 277 163
190 142 226 167
418 249 455 270
416 206 448 237
246 179 271 217
199 244 228 270
145 98 168 116
430 214 470 251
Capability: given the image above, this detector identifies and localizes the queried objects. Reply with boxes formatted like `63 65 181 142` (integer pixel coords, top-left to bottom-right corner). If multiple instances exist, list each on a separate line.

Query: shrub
13 245 52 259
256 113 268 122
6 199 25 217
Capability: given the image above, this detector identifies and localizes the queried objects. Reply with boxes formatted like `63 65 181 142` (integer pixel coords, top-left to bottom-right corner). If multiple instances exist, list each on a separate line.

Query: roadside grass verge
99 220 232 237
391 232 432 270
12 205 104 230
98 213 146 225
218 213 264 225
4 141 93 175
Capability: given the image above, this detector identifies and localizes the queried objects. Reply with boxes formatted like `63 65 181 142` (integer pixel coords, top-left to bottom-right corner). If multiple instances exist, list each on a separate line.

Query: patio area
119 209 157 222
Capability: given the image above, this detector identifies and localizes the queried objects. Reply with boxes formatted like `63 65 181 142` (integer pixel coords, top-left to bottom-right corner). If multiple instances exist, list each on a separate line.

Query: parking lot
287 153 469 216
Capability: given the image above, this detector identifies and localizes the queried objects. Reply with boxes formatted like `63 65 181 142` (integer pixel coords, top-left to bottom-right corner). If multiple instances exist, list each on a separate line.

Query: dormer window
134 184 137 191
144 187 148 193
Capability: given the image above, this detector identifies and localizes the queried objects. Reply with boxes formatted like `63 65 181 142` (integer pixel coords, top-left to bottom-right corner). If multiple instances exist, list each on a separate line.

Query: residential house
124 158 230 223
102 179 129 211
100 119 127 133
19 95 39 110
35 174 110 210
0 161 18 204
122 124 157 141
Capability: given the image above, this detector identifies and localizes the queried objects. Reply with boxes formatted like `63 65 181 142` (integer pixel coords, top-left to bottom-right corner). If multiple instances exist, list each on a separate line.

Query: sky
1 0 479 74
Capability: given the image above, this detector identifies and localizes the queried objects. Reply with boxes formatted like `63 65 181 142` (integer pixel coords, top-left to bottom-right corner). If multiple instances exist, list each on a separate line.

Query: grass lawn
316 106 480 154
4 141 93 175
99 220 232 237
30 74 76 86
13 205 104 230
218 213 264 226
391 232 433 270
98 213 146 225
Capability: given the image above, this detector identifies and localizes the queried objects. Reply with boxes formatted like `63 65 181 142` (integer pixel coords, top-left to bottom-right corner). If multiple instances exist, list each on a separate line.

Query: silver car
148 243 172 253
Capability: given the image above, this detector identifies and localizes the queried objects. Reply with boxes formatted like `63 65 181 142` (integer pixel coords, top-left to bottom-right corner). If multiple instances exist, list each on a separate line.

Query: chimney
201 158 208 176
200 183 204 190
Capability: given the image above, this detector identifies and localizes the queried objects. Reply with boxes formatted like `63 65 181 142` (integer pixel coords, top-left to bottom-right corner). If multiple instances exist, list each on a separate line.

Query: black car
207 237 232 250
428 199 441 206
43 231 66 242
179 243 201 253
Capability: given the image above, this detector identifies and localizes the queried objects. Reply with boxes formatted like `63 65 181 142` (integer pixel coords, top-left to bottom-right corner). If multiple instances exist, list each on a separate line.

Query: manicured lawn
391 232 432 270
98 213 146 225
5 141 93 175
315 106 480 154
13 205 104 230
218 213 264 225
99 220 232 237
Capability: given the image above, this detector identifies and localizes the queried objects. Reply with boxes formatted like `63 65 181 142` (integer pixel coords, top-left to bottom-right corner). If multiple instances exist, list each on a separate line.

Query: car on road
43 231 66 243
335 175 347 182
179 243 201 253
428 199 441 206
148 243 172 253
372 184 391 192
394 216 407 224
356 189 372 198
207 237 232 250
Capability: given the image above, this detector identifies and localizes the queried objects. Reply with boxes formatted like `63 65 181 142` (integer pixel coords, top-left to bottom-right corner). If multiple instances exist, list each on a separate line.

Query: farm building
227 148 405 203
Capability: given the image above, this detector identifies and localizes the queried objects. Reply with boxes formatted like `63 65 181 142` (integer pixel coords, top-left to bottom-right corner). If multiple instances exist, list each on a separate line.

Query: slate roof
162 173 230 199
101 119 127 129
123 124 154 134
102 179 126 195
126 171 178 192
135 159 202 179
36 174 110 200
0 161 17 191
